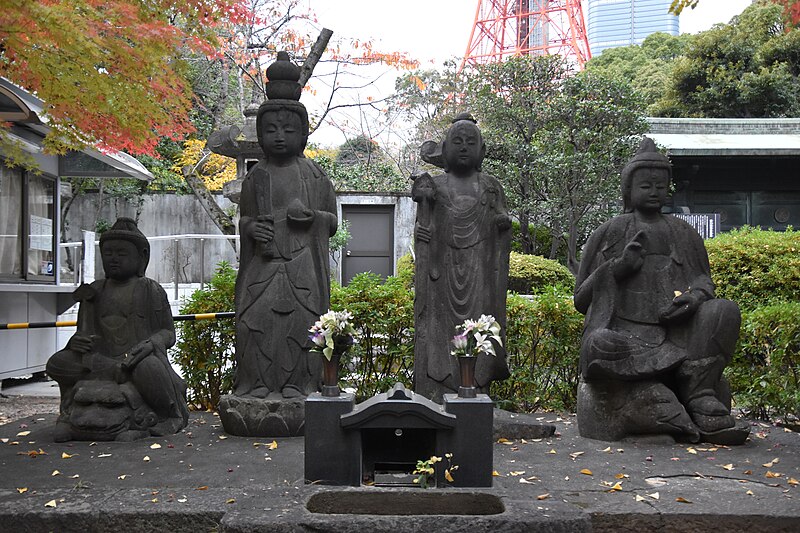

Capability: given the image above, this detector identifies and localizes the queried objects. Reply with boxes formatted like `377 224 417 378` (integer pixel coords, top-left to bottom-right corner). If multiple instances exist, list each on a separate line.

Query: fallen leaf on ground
744 470 753 475
648 492 660 500
746 490 754 496
615 473 629 479
268 440 278 450
547 449 557 454
445 469 454 482
608 482 623 491
601 447 612 453
580 469 593 476
218 435 228 440
635 495 647 502
788 478 798 486
143 456 151 462
118 475 128 480
570 451 584 460
509 471 526 476
195 486 208 491
226 498 235 504
686 448 698 455
16 488 27 494
492 470 501 477
519 478 534 484
537 493 550 500
676 497 692 503
70 475 79 479
765 471 783 478
61 452 74 459
150 443 162 450
721 464 734 470
98 453 112 458
51 470 60 476
18 449 47 458
16 431 30 437
762 458 779 468
497 438 511 444
44 500 56 508
177 497 187 503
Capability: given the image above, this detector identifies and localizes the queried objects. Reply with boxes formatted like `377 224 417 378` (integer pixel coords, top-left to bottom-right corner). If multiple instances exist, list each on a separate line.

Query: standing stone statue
47 218 189 442
574 137 749 444
219 52 337 436
412 113 511 403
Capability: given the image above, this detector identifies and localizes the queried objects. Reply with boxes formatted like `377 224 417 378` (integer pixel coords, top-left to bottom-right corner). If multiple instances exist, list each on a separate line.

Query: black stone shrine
305 383 493 487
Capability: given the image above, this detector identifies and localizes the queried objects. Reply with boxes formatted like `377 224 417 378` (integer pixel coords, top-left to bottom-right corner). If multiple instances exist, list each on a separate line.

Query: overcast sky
301 0 755 147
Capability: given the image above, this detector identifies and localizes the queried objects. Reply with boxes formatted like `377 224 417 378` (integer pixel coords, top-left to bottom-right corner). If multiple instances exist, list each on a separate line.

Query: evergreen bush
726 301 800 421
330 272 415 400
507 252 575 294
173 262 236 410
706 226 800 311
492 289 583 412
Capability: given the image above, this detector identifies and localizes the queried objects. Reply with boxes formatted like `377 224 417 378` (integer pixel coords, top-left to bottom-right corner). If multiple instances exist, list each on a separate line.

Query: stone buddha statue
47 217 188 442
574 137 749 444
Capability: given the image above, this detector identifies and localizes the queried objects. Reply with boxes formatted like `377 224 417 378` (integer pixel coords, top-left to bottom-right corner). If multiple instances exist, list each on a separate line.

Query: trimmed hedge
508 252 575 294
492 289 583 412
706 226 800 311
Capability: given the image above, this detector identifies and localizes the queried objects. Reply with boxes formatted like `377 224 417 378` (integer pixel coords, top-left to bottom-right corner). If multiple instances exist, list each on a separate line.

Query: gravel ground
0 394 59 426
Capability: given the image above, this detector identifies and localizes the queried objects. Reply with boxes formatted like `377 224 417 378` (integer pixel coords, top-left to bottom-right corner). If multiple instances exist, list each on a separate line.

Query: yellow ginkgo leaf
722 464 734 470
580 469 593 476
445 469 454 483
16 487 27 494
268 440 278 450
17 431 30 437
150 443 162 450
537 493 550 500
51 470 60 476
44 500 57 508
61 452 73 459
226 498 236 504
676 497 692 503
492 470 501 477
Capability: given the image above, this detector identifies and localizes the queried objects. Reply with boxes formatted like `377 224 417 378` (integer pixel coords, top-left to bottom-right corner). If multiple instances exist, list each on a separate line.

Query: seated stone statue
574 138 748 444
47 218 189 441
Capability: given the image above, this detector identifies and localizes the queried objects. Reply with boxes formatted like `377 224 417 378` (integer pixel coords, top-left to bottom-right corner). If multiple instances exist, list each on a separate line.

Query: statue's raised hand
613 230 646 280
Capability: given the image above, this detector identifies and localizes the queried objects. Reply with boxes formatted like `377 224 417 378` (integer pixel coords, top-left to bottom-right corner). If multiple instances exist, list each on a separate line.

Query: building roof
0 77 153 181
647 117 800 156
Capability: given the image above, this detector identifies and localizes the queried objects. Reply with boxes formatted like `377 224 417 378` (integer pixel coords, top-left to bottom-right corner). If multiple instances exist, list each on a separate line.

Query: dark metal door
342 205 394 284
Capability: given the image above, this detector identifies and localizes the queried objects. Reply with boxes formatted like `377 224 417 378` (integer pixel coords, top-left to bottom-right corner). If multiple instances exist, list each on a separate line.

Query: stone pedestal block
304 393 360 485
443 394 494 487
218 395 305 437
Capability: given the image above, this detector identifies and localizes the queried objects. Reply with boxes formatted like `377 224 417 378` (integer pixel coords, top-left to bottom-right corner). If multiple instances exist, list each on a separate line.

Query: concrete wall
64 192 239 284
65 191 418 284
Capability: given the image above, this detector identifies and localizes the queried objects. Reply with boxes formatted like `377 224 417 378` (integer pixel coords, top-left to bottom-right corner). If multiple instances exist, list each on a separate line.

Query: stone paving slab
1 411 797 532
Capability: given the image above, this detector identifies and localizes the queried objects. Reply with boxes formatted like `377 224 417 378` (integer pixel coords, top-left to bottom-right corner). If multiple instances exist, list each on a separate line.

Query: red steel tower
462 0 592 69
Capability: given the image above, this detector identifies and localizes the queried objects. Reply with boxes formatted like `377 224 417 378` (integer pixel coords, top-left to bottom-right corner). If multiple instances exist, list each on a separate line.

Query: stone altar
412 113 511 403
574 138 749 444
46 218 189 441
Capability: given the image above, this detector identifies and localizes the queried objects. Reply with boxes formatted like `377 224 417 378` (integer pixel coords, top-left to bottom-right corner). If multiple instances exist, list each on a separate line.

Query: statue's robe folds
413 172 511 403
574 213 740 439
234 158 337 398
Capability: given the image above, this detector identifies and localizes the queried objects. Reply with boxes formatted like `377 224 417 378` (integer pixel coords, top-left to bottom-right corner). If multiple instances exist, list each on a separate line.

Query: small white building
0 77 152 379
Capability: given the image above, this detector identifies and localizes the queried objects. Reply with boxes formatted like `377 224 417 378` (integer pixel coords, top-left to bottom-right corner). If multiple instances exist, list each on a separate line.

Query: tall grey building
587 0 679 55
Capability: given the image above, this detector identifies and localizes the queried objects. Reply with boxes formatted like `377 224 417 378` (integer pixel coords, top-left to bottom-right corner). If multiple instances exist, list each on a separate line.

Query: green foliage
726 302 800 420
511 221 559 257
329 218 351 255
492 289 583 413
395 253 415 289
706 226 800 310
330 272 415 400
659 1 800 117
313 152 408 193
507 252 575 295
173 262 236 410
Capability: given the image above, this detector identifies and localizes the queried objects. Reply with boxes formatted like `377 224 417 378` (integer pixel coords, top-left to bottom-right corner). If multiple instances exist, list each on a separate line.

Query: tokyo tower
461 0 592 69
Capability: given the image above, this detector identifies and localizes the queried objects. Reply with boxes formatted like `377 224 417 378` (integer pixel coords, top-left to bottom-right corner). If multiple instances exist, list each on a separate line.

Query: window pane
0 165 22 277
28 174 55 277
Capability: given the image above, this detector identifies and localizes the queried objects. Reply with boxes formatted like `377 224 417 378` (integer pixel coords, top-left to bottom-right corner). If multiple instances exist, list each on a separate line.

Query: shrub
706 226 800 311
396 253 415 290
507 252 575 294
726 301 800 421
492 288 583 412
330 272 415 400
173 262 236 410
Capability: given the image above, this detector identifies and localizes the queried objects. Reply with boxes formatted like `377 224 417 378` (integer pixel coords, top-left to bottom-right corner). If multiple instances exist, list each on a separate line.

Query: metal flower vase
458 355 477 398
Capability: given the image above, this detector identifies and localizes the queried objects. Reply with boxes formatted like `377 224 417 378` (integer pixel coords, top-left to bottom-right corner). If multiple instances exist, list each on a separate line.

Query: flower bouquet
309 310 356 397
450 315 503 398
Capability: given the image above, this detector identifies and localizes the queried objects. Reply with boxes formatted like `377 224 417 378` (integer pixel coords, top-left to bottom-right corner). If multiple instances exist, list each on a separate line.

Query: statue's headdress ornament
256 51 309 144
